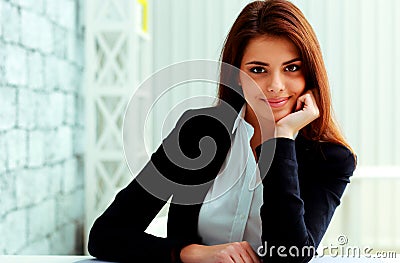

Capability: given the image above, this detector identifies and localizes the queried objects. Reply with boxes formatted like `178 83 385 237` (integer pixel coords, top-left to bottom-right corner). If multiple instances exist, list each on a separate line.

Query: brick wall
0 0 85 254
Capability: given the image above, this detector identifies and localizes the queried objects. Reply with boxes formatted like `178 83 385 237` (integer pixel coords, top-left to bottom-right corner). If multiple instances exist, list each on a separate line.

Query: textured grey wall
0 0 85 255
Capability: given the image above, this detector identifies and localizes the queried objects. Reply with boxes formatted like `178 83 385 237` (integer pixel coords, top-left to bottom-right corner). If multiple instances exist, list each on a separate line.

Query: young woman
88 1 356 262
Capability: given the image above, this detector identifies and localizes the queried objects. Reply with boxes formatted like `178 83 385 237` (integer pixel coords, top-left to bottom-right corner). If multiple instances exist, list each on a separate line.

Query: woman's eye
285 64 301 72
250 67 266 73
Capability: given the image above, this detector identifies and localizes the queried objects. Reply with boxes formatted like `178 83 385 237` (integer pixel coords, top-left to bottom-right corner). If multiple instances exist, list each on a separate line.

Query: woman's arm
253 91 355 262
255 137 356 263
88 110 199 263
89 107 236 263
88 173 192 262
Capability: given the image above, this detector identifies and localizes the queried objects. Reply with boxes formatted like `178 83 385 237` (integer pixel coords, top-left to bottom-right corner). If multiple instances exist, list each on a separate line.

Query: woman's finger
240 242 261 263
295 95 303 111
226 243 245 263
300 91 319 117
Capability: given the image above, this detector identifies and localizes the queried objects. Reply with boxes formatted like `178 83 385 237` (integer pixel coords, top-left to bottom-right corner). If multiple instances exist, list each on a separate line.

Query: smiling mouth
262 97 290 108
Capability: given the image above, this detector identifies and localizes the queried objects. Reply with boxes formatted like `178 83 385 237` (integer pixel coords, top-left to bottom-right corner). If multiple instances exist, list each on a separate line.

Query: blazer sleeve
88 110 198 263
255 137 356 263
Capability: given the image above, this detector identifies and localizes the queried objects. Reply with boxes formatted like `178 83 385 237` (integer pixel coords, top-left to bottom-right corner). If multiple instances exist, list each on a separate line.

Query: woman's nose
267 73 284 93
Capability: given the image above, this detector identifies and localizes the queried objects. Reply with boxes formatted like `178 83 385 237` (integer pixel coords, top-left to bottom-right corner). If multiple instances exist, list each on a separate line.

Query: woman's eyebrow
282 57 301 65
245 61 268 66
245 57 302 66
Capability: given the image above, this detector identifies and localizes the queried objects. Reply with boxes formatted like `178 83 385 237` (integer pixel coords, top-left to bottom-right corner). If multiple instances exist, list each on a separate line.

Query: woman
88 0 356 262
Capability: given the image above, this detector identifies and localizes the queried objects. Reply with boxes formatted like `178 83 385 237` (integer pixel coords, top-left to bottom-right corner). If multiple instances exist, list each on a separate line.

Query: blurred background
0 0 399 256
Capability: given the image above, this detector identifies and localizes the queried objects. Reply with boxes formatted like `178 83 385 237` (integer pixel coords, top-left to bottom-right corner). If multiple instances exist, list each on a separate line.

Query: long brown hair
217 0 354 153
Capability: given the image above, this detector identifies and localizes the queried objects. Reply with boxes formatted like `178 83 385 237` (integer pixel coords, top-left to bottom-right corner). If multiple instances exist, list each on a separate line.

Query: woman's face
239 35 306 122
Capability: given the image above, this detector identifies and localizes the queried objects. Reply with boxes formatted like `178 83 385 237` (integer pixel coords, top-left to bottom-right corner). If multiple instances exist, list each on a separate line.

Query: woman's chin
273 111 291 123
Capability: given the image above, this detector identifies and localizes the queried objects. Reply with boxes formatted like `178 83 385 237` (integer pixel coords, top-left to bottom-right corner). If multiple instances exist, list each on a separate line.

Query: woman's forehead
241 36 301 63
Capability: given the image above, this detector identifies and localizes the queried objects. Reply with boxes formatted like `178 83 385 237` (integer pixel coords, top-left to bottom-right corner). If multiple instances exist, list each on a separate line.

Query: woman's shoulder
176 104 238 129
179 105 221 120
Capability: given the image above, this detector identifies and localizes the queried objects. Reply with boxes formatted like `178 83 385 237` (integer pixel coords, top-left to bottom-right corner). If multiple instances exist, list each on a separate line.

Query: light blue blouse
198 104 263 251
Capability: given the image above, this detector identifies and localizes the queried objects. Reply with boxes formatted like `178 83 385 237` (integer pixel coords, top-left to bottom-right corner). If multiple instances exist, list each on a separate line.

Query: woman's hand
275 90 320 139
180 241 261 263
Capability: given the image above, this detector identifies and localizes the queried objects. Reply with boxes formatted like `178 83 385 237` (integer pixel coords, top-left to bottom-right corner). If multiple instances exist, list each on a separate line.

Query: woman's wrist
275 126 296 140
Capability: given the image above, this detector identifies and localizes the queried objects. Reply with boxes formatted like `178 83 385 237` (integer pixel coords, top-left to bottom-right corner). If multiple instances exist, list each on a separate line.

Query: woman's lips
263 97 289 108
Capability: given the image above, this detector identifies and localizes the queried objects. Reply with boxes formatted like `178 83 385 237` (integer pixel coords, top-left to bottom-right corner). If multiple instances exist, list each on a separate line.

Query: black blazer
88 104 356 263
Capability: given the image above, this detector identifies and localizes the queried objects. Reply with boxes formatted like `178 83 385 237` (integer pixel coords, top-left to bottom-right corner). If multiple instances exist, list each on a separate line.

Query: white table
0 255 399 262
0 256 105 263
